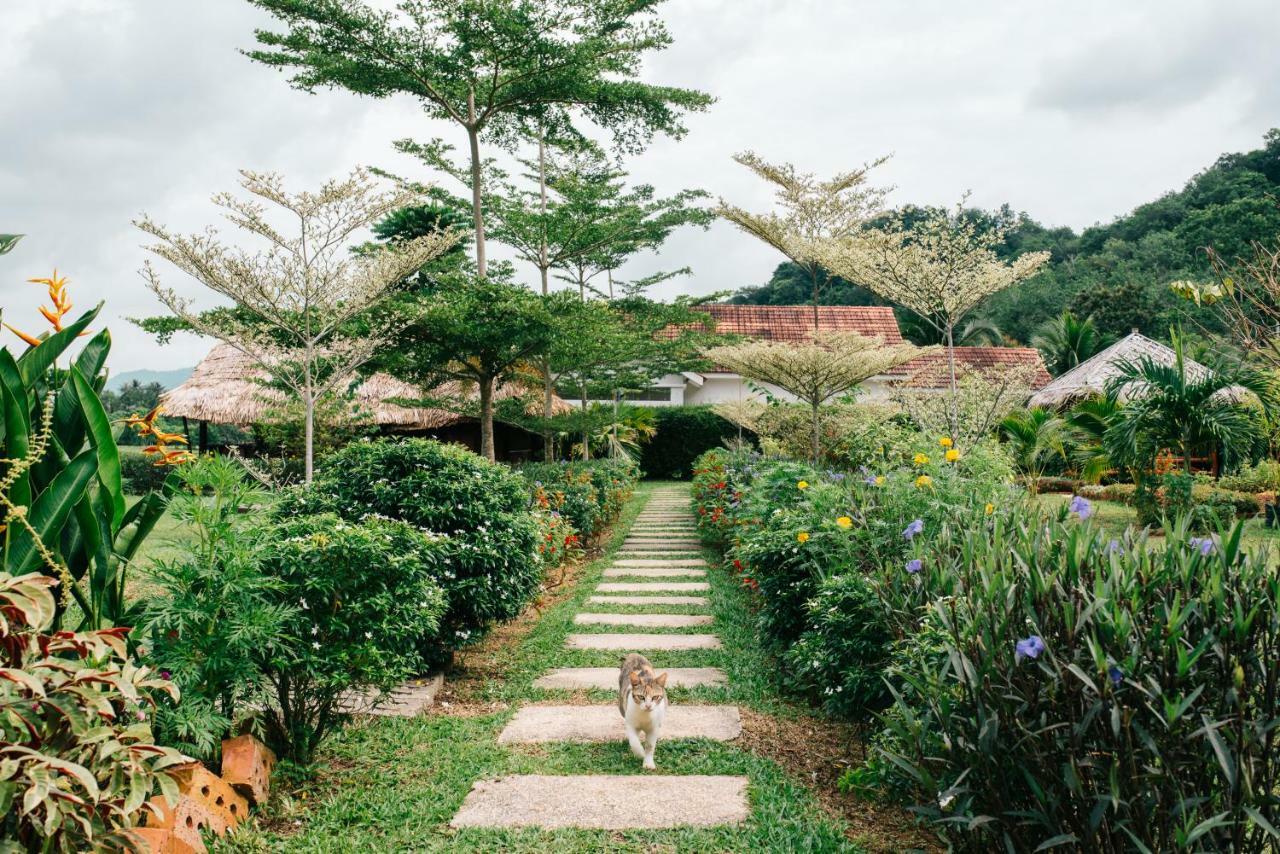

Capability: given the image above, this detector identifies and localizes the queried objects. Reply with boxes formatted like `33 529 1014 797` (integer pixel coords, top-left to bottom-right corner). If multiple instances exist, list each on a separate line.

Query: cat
618 652 669 770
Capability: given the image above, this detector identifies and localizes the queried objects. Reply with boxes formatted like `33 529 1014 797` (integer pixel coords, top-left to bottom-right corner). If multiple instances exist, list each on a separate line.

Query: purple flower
1069 495 1093 519
1015 635 1046 661
903 519 924 541
160 670 171 680
864 474 879 486
1106 538 1122 555
1189 536 1216 556
905 558 923 574
1108 665 1124 686
827 470 846 482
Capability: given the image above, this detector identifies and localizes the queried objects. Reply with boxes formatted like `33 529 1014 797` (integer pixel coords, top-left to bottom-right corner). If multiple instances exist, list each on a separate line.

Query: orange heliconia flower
125 404 193 467
5 270 80 347
124 405 164 436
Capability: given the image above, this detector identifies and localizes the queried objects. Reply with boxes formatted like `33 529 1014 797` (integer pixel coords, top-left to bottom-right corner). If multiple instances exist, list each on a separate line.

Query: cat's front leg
624 722 646 759
642 724 660 770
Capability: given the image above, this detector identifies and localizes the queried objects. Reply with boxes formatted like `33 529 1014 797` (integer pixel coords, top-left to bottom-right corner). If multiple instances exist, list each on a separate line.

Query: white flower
312 641 321 651
364 631 373 640
299 599 309 610
311 626 318 636
939 793 955 810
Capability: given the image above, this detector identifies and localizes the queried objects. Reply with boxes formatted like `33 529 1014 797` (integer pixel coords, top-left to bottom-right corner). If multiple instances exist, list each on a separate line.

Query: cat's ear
655 672 669 688
629 671 642 687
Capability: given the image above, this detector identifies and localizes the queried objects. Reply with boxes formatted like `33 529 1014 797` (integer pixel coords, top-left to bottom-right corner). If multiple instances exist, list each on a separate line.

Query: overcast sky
4 0 1280 372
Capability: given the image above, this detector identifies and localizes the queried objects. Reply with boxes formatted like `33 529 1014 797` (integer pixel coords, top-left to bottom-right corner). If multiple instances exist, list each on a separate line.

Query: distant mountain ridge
105 367 193 392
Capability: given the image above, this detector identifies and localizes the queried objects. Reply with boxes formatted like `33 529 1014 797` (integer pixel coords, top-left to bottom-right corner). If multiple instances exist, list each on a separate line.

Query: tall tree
812 204 1050 436
382 270 556 461
137 169 457 481
716 152 890 329
705 334 925 464
1032 310 1112 376
244 0 712 278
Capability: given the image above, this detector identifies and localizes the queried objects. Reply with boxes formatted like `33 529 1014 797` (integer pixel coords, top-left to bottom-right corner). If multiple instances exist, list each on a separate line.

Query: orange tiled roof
888 347 1051 389
663 304 904 344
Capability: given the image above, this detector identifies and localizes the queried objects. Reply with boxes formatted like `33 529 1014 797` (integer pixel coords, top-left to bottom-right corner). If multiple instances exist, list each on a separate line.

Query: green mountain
732 129 1280 346
104 367 193 392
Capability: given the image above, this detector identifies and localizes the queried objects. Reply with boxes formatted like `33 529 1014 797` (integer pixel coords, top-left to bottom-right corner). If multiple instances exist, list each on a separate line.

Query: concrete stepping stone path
534 666 726 690
498 705 741 744
602 566 705 578
453 488 748 833
565 633 722 650
573 612 713 628
586 594 708 606
450 775 749 829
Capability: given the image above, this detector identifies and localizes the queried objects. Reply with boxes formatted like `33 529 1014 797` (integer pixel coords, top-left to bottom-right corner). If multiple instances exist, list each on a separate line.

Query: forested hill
730 129 1280 346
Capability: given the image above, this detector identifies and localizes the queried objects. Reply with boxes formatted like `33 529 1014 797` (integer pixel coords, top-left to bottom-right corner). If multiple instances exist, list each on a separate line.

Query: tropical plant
717 152 891 328
999 407 1069 492
1105 330 1274 475
2 281 172 629
1063 396 1121 483
0 571 186 850
244 0 711 278
1032 310 1112 376
705 333 925 464
143 456 294 761
137 168 458 481
812 204 1051 436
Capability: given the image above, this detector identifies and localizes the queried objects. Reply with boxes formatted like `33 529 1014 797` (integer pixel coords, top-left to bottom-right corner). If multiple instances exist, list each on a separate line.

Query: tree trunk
303 378 315 484
945 323 958 440
538 132 554 460
811 399 821 466
810 264 821 332
580 382 590 461
479 376 495 462
543 355 555 461
466 94 486 278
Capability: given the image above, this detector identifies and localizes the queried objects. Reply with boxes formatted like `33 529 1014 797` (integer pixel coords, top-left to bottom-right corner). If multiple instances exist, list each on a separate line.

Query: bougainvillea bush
280 439 541 662
0 572 186 850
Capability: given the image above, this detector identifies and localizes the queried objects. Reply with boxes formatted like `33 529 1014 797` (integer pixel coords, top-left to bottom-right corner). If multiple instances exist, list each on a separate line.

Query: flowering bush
874 509 1280 851
519 458 639 541
279 439 541 663
255 513 447 763
0 572 186 849
531 508 582 568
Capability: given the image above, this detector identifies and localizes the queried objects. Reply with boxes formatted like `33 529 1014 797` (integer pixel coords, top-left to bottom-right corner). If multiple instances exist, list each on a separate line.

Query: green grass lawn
215 482 917 853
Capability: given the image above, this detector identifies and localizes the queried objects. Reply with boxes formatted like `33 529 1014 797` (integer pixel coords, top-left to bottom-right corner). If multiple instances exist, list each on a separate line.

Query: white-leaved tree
716 152 891 329
705 333 928 464
810 204 1049 436
137 169 458 482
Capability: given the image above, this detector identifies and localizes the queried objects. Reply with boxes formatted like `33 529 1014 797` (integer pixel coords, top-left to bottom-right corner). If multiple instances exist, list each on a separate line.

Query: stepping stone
624 538 701 546
596 582 708 593
613 558 706 567
497 705 740 743
617 549 703 555
566 633 721 650
338 674 444 717
534 666 727 690
574 612 714 628
603 567 705 578
587 595 708 606
451 774 749 829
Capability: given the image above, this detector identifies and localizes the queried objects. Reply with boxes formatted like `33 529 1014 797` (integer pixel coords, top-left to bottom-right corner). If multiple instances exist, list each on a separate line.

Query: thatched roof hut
1028 332 1236 409
161 343 567 429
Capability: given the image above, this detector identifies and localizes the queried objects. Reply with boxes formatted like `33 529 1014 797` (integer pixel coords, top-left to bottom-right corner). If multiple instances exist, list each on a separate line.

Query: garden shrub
0 572 185 850
120 445 172 493
1220 458 1280 493
519 457 638 540
640 405 744 479
255 513 447 763
280 438 542 662
876 510 1280 852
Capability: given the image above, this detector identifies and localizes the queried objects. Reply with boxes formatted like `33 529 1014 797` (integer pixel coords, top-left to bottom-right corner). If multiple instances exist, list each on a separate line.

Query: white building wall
563 373 896 407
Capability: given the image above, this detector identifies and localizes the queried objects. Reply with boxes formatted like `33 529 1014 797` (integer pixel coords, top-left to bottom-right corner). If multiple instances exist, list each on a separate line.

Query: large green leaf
16 302 102 385
71 367 124 529
0 350 31 508
0 235 21 256
5 449 97 575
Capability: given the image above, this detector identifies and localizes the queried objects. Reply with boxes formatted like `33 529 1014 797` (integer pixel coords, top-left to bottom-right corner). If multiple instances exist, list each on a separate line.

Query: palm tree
1033 311 1112 376
999 407 1069 493
1064 396 1121 483
1104 330 1274 475
899 313 1005 347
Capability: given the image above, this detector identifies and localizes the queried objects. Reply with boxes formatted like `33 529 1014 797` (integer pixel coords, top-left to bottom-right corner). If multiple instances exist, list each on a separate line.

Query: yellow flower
835 516 853 529
945 448 960 463
797 531 810 543
913 453 930 466
939 437 953 449
874 475 885 486
797 480 809 490
985 503 995 515
915 475 933 489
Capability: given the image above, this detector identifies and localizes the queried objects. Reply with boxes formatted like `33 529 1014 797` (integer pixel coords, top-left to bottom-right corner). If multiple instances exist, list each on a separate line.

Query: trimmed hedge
639 406 742 480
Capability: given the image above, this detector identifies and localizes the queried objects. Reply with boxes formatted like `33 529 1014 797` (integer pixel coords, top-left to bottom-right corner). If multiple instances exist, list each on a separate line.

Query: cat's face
629 671 669 711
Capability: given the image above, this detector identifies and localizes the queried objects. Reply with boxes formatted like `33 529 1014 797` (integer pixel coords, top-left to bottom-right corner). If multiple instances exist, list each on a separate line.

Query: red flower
733 559 743 572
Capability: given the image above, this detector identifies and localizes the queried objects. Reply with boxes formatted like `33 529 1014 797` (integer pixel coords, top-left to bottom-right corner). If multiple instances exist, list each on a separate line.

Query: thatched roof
161 344 569 428
1028 332 1238 409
